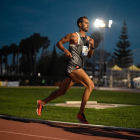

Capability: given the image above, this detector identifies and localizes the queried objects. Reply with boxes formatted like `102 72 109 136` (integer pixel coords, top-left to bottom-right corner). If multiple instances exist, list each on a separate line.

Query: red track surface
0 118 140 140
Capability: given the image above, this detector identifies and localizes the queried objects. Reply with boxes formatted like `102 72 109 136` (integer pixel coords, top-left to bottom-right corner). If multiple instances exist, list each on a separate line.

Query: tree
2 45 9 74
36 36 51 75
90 31 103 76
29 33 51 75
91 31 103 49
40 37 50 58
9 43 18 74
19 38 31 74
36 50 51 76
48 44 60 77
0 48 3 74
19 33 51 75
113 20 132 68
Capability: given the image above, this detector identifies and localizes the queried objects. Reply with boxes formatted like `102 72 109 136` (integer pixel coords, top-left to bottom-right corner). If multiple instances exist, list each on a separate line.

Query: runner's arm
88 38 94 58
56 34 72 58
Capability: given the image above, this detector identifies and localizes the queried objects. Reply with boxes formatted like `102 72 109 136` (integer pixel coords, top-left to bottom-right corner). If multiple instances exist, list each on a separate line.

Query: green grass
0 87 140 128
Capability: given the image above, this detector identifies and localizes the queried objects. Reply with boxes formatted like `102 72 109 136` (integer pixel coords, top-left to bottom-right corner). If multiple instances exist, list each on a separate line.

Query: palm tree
9 43 18 74
19 38 31 74
2 45 9 74
19 33 51 75
37 36 50 75
16 46 20 75
30 33 49 75
0 48 3 74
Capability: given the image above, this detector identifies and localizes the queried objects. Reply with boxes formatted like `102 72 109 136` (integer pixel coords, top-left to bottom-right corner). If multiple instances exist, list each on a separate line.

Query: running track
0 118 140 140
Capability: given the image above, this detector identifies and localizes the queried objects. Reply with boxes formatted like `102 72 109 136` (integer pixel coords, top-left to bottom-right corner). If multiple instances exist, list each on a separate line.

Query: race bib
82 46 88 56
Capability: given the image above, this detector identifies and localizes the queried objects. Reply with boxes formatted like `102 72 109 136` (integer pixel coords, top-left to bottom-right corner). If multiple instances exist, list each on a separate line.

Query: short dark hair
77 16 88 28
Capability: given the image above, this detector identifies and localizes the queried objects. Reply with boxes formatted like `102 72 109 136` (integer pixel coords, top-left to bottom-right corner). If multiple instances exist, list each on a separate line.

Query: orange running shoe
77 114 89 124
36 100 43 116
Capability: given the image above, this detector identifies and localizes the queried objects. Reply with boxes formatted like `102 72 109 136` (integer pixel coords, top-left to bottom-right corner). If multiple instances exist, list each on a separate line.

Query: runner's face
81 18 89 32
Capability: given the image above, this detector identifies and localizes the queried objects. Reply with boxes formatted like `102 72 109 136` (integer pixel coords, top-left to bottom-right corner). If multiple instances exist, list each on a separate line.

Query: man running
37 16 94 124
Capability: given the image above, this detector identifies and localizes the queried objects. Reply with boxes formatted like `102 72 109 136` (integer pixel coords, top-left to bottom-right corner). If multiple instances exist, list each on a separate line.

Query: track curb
0 115 140 132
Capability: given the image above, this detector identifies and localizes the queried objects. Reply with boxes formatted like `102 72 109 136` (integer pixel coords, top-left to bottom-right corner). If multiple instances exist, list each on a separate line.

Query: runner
37 16 95 124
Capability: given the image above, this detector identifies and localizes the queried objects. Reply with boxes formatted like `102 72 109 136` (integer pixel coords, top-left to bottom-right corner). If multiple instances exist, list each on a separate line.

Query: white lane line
0 130 68 140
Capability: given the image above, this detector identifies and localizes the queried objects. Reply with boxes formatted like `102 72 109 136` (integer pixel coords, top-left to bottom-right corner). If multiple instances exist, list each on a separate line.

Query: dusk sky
0 0 140 65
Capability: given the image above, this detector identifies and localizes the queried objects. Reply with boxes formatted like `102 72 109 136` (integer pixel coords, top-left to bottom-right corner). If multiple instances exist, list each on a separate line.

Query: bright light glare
90 75 93 79
108 20 113 28
94 19 100 27
94 19 106 28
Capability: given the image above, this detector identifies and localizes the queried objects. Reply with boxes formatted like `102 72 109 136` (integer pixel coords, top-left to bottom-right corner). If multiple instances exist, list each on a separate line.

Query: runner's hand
64 49 72 58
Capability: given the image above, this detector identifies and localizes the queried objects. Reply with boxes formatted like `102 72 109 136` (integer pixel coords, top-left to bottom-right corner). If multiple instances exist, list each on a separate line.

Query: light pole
94 19 113 84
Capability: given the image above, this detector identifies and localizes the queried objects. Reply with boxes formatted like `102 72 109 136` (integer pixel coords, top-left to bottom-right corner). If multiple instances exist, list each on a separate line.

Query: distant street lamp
94 19 113 84
38 73 41 77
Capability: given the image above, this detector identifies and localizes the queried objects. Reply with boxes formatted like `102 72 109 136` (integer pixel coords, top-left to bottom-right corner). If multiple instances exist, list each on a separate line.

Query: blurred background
0 0 140 88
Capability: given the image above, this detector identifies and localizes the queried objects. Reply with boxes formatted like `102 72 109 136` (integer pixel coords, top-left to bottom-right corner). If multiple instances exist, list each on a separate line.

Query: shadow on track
0 116 140 140
45 122 140 140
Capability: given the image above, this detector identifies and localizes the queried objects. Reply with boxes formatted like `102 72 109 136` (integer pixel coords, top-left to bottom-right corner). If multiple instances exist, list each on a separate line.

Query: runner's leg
68 69 94 115
41 77 75 106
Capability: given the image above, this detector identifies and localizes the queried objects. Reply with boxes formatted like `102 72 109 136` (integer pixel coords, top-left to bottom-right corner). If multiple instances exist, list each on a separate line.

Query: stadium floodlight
94 18 113 84
94 19 113 28
108 20 113 28
94 19 106 28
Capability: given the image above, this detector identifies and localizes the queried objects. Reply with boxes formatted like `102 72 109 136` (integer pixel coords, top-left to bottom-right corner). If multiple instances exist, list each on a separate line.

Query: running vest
68 32 90 68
